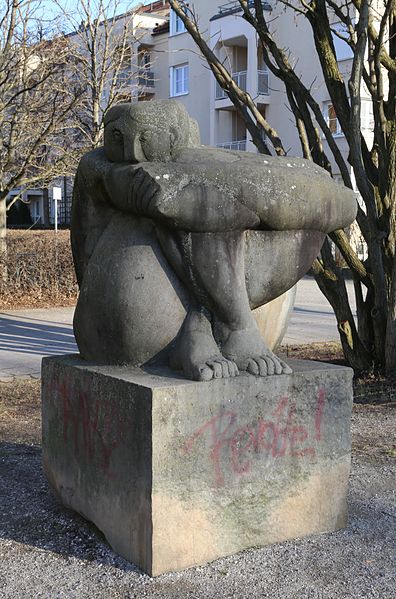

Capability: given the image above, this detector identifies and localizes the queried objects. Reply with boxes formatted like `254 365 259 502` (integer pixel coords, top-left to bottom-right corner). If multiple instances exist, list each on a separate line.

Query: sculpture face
104 100 191 164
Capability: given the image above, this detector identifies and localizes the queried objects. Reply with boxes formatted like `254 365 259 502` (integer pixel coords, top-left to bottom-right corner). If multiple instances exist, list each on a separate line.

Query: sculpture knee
244 229 325 308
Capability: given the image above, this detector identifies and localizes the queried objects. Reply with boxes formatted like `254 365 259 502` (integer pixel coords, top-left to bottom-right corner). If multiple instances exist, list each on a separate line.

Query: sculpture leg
159 228 291 377
185 231 291 376
169 305 239 381
156 227 239 381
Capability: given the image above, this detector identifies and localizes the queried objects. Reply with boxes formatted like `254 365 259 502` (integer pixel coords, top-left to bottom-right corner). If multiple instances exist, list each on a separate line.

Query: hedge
0 229 78 309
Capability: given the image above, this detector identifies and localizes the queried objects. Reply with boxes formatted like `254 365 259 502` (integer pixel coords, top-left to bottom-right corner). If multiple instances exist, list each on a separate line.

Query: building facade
10 0 374 237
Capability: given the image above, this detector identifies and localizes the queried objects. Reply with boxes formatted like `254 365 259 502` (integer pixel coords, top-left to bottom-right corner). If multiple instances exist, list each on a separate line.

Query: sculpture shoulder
76 147 110 187
78 147 107 168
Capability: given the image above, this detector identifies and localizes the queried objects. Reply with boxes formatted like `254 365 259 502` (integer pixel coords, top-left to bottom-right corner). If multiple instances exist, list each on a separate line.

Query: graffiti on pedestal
182 390 326 487
49 376 130 479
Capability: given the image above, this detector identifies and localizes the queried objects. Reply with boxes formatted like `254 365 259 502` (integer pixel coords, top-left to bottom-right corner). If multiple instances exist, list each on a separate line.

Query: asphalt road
0 307 77 381
284 275 356 344
0 277 356 380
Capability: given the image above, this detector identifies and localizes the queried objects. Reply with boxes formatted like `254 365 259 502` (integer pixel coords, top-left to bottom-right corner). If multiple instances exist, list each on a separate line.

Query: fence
216 140 247 151
56 194 73 226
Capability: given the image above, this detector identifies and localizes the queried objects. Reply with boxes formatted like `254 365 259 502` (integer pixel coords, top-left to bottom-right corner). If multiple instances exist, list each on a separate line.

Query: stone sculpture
45 101 357 576
71 100 357 381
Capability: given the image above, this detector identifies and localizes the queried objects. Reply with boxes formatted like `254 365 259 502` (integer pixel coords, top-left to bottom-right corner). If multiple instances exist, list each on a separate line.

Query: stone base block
41 356 353 576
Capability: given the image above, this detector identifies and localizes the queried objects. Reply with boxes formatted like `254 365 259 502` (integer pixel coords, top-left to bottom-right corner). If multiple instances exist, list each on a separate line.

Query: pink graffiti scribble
56 378 127 479
182 390 326 487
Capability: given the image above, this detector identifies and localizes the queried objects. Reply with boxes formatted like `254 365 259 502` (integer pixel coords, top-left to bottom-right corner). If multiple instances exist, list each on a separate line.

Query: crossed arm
102 159 259 232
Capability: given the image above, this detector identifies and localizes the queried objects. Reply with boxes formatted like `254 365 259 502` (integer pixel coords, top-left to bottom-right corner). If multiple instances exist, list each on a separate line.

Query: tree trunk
0 197 7 282
42 187 50 227
385 252 396 373
312 257 372 372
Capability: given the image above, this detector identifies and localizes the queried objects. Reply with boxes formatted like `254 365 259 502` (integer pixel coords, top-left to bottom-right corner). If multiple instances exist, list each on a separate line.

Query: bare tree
61 0 148 154
169 0 396 374
0 0 82 262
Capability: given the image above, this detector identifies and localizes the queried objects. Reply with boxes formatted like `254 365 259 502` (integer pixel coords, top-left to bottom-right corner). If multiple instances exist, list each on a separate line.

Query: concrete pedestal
42 356 353 576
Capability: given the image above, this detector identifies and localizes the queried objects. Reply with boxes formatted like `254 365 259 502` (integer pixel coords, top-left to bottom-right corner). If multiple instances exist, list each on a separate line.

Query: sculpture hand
128 166 162 217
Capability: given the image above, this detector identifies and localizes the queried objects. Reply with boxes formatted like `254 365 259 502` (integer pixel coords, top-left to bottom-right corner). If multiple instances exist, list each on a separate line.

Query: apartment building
128 0 374 259
149 1 374 176
122 0 375 205
9 0 374 231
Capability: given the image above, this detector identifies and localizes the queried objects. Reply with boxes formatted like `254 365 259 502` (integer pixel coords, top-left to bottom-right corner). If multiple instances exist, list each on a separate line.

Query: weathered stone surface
71 100 357 381
42 355 353 576
73 213 299 365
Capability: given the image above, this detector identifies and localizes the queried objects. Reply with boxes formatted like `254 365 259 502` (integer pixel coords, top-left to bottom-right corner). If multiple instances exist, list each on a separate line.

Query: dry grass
0 229 78 309
281 341 345 364
0 379 41 444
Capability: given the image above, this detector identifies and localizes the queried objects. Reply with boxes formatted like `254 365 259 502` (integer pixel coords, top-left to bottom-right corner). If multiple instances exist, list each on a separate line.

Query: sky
37 1 144 34
40 1 143 20
42 0 142 14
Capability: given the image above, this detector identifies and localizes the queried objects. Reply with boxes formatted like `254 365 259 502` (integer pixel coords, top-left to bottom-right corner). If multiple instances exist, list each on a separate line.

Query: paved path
0 277 356 380
0 307 77 381
283 275 356 344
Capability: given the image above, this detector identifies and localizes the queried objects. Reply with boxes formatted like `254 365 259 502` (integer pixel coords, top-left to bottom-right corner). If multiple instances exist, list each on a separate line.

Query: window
324 103 343 136
331 22 354 61
170 64 189 96
361 99 374 133
170 8 187 36
115 46 132 88
30 198 42 223
138 50 154 88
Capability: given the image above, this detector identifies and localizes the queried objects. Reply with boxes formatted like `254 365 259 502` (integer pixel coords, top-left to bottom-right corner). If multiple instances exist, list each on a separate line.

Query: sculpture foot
219 327 292 376
170 310 239 381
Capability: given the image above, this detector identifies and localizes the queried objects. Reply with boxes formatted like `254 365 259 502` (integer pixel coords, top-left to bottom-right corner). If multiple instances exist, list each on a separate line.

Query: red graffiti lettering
231 426 256 475
56 378 127 479
182 411 236 486
182 390 326 487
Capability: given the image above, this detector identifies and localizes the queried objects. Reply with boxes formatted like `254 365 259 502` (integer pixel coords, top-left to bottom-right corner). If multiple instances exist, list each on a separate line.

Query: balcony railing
215 70 269 99
217 140 247 151
138 69 155 88
215 70 247 99
211 1 272 21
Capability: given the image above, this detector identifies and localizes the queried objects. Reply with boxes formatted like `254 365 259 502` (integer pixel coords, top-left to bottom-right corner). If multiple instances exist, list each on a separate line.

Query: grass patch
0 380 41 444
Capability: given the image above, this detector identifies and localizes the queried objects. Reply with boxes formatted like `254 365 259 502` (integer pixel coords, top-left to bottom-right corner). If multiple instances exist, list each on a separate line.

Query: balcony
217 140 247 151
215 70 269 100
215 70 247 100
116 69 133 88
211 1 272 21
138 69 155 88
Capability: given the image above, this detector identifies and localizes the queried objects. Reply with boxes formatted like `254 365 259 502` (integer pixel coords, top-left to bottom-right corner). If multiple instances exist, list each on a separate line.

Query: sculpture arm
103 161 259 232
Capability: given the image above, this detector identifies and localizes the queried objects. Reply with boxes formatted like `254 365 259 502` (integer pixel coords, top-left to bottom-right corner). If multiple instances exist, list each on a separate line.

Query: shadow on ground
1 439 395 587
0 441 139 573
0 315 77 356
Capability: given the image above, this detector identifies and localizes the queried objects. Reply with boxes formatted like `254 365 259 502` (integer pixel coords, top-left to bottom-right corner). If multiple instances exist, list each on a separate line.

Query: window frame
170 63 189 97
324 102 343 137
169 8 187 36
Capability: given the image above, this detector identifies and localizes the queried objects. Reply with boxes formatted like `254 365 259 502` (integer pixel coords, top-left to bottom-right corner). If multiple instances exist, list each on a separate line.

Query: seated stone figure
72 100 357 381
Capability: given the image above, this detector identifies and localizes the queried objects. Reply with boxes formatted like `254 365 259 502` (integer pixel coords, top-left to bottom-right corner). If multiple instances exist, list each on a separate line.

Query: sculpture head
104 100 198 163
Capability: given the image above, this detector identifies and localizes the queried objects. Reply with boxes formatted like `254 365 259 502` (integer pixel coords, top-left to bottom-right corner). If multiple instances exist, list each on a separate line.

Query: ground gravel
0 400 395 599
